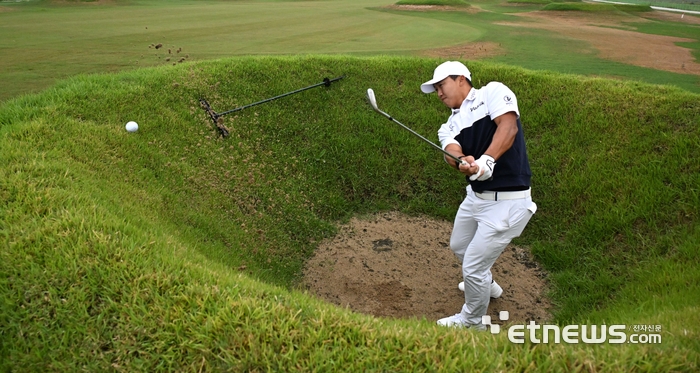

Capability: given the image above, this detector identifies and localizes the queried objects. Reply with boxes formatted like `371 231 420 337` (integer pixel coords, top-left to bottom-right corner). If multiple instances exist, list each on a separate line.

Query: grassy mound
1 56 698 371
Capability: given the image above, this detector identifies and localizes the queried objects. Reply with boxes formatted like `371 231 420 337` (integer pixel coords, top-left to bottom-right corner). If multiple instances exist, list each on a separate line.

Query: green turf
542 2 648 11
1 0 699 103
507 0 553 4
0 0 476 102
606 0 700 11
1 55 699 371
377 4 700 93
396 0 469 6
623 15 700 39
396 0 470 5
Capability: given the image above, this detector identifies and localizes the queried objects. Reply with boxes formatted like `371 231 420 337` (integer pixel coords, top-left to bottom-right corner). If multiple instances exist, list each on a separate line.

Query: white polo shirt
438 82 519 150
437 82 531 192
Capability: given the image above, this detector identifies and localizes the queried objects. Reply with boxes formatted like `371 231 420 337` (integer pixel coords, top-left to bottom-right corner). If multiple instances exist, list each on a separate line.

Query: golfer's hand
457 155 479 176
469 154 496 181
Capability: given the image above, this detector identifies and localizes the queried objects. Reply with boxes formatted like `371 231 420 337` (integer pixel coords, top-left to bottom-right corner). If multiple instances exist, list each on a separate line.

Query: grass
1 0 699 103
1 55 699 371
1 0 700 369
619 18 700 60
542 2 652 11
380 4 700 93
395 0 470 5
604 0 700 11
628 17 700 38
507 0 554 4
0 0 476 102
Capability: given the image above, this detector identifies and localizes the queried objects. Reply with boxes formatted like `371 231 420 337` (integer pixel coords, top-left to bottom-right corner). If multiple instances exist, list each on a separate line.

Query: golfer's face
433 76 462 109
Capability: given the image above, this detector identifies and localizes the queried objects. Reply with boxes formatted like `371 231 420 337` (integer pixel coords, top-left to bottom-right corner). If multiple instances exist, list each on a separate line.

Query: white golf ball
125 121 139 132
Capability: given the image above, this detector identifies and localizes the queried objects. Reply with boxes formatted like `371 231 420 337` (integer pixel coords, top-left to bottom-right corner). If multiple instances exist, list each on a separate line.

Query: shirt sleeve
438 118 460 151
485 82 519 120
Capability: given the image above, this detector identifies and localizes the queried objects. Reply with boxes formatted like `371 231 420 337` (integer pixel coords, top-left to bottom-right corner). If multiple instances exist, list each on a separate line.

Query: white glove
469 154 496 181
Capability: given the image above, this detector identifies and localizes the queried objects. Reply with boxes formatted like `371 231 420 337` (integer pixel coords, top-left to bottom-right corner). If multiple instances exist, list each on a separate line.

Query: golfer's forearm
485 113 518 160
444 144 464 167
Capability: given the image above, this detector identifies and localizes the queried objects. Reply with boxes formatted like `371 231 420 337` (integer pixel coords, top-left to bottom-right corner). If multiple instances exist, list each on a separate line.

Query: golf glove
469 154 496 181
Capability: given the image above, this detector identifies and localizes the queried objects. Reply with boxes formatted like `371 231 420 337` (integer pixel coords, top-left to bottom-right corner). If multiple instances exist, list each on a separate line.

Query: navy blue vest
454 117 531 193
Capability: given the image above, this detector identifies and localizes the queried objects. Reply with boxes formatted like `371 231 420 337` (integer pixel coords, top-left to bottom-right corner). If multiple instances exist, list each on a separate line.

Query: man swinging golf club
421 61 537 330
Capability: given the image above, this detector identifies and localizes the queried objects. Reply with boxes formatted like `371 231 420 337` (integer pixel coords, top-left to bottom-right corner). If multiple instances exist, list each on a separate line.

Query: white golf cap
420 61 472 93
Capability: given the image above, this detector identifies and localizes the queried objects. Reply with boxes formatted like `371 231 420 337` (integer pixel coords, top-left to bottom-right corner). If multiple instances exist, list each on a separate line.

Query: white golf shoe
490 280 503 298
458 280 503 298
436 313 487 330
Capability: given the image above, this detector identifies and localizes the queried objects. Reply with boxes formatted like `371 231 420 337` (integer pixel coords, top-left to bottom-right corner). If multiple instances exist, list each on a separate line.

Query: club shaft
376 109 464 164
217 76 345 117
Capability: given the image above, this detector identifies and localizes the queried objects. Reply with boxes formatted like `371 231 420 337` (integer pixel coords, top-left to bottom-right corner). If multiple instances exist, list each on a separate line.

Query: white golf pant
451 185 537 324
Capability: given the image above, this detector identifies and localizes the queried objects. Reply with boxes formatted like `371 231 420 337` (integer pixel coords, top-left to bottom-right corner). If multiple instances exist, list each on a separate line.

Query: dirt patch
0 6 13 13
420 41 505 60
500 10 700 75
302 211 552 325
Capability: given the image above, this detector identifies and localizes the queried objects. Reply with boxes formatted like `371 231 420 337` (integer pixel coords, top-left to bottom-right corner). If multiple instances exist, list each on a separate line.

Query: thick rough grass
1 56 698 371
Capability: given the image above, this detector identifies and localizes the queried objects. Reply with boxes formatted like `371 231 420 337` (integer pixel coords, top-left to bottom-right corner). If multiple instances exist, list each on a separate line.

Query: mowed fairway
2 0 700 102
0 0 478 101
386 2 700 92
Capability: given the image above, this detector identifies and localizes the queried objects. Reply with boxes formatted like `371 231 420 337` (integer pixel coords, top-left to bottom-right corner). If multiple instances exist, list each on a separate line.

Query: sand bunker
302 211 552 325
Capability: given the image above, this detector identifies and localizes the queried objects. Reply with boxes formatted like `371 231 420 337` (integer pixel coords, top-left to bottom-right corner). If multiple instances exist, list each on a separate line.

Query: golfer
421 61 537 329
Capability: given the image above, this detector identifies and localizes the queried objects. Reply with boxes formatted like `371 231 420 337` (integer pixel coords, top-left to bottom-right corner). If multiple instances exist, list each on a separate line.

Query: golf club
366 88 467 166
200 76 345 138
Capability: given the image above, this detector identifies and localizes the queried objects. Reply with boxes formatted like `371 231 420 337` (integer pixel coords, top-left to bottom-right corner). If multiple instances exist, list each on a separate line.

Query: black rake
199 76 345 138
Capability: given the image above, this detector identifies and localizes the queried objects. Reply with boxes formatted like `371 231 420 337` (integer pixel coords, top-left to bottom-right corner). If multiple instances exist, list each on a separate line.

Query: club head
366 88 379 111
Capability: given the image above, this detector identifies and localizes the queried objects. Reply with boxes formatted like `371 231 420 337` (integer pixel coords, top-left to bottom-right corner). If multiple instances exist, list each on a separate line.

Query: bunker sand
303 211 552 325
